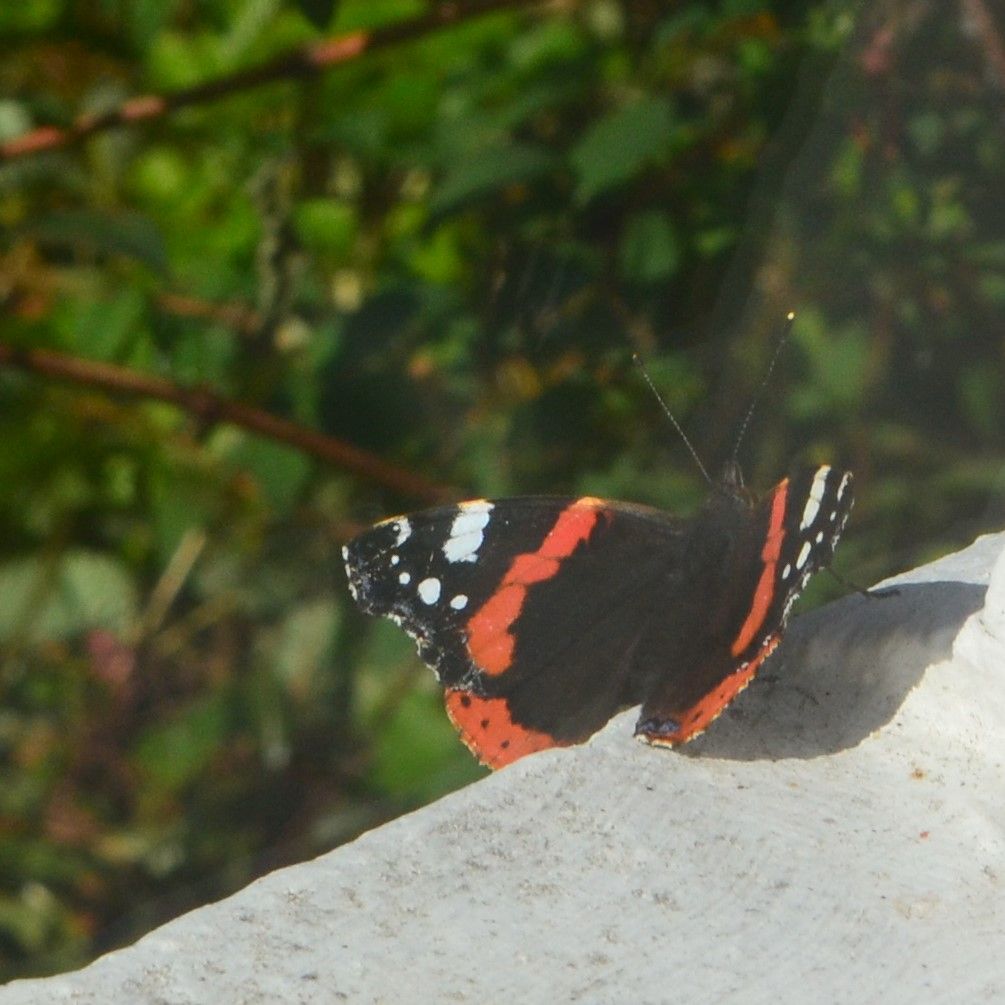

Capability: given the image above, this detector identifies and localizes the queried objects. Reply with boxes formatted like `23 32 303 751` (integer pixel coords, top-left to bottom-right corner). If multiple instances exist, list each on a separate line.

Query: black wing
344 496 690 763
634 465 854 746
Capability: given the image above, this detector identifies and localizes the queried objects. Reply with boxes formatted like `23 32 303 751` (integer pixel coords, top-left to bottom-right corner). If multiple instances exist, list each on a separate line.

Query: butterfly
343 460 853 768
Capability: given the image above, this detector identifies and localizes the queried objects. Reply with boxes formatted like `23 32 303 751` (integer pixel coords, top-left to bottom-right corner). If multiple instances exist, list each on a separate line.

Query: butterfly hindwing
634 465 854 745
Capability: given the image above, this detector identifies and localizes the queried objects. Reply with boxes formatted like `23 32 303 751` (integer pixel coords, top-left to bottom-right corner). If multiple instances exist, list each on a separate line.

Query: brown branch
155 291 264 336
0 344 452 503
0 0 547 164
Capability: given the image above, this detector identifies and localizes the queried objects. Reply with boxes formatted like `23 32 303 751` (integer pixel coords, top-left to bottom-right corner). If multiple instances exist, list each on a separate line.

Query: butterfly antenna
633 353 713 486
730 311 796 466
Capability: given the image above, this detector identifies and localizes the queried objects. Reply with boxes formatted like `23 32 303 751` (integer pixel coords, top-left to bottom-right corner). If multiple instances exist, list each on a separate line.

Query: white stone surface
3 534 1004 1004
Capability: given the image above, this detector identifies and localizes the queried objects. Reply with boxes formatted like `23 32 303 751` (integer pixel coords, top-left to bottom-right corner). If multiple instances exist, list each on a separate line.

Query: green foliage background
1 0 1003 979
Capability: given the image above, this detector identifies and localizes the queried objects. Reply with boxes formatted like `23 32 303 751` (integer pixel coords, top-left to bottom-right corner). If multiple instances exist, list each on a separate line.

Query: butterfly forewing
345 496 689 762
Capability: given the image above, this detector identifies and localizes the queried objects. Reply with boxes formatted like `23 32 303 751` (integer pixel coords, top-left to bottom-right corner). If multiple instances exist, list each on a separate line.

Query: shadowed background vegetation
1 0 1003 980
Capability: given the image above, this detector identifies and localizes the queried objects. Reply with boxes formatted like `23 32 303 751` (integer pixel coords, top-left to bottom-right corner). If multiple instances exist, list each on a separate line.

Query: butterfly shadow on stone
678 580 987 761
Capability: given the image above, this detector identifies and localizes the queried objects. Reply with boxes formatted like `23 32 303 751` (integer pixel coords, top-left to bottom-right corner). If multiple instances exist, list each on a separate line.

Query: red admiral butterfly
343 460 853 769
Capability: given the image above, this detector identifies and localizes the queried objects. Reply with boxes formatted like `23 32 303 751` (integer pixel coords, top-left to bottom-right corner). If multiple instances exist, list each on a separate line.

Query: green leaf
0 551 138 643
24 210 169 275
908 112 944 156
958 366 1002 438
368 687 482 798
570 97 674 202
275 597 340 695
830 140 863 198
790 312 870 416
148 463 213 564
928 197 971 240
296 0 340 30
133 693 231 791
430 144 557 216
52 289 146 362
618 211 681 282
294 198 358 256
409 224 465 285
123 0 176 49
694 226 736 258
223 438 312 513
0 0 60 32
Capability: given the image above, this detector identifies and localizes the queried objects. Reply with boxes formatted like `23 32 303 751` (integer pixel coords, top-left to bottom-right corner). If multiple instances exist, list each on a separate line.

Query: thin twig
0 0 547 164
155 292 264 337
0 344 451 502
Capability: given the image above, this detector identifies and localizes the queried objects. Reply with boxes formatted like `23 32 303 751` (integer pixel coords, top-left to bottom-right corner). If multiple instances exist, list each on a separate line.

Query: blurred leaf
52 289 146 362
831 140 863 197
0 551 137 642
171 325 236 387
0 1 60 32
509 17 586 71
23 210 169 275
618 211 681 282
0 883 64 955
367 688 480 798
122 0 176 48
958 366 1001 439
224 438 312 513
410 224 465 285
430 144 557 216
0 101 32 142
148 463 214 564
133 693 231 791
909 112 944 156
275 597 340 697
694 226 737 258
570 97 674 202
791 313 870 417
927 196 970 240
296 0 340 30
294 198 358 256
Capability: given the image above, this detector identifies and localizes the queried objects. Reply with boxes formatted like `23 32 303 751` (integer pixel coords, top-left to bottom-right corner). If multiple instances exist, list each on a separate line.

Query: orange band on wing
445 690 567 769
731 479 789 657
641 633 781 747
465 498 605 676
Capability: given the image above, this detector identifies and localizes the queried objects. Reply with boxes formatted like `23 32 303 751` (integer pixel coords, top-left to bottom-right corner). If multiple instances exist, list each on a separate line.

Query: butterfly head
713 458 757 507
718 459 744 493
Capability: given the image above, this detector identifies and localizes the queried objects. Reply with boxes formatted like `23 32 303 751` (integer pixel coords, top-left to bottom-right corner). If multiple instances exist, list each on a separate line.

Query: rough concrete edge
2 531 1002 1002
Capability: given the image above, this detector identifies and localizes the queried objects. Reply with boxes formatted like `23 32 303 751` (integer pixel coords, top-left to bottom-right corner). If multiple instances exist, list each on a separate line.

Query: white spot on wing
341 545 349 561
418 577 441 605
390 554 399 566
449 594 469 611
782 563 792 580
398 572 411 585
443 501 494 563
800 466 831 530
795 540 812 570
394 519 411 546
